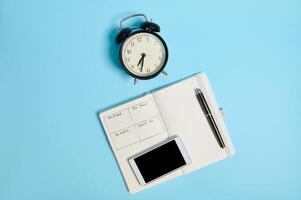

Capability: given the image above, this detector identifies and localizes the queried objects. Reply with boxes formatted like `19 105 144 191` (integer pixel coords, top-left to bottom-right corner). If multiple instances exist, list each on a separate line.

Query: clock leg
162 70 168 76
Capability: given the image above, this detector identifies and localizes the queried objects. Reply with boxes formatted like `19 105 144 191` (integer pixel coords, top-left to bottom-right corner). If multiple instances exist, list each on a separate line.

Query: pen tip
195 88 201 95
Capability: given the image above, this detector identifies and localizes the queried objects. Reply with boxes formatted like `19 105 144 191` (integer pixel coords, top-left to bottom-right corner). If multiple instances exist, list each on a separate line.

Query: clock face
120 31 168 79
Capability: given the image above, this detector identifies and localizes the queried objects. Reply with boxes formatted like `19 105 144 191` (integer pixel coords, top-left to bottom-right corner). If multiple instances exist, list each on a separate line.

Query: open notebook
99 72 235 193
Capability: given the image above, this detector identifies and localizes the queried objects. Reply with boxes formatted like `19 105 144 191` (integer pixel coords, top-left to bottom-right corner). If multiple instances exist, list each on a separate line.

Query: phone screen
133 140 187 183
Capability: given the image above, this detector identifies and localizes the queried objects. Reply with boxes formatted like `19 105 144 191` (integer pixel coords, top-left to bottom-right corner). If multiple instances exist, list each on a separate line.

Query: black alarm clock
116 14 168 84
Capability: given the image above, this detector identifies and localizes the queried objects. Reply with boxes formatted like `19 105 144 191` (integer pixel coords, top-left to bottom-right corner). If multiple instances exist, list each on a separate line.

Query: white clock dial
121 32 167 78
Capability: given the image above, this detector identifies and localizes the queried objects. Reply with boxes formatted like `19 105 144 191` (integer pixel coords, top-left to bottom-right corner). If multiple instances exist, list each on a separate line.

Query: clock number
147 68 150 73
130 64 134 68
137 37 142 42
159 56 162 61
127 49 131 54
130 42 135 47
125 57 130 62
146 37 149 42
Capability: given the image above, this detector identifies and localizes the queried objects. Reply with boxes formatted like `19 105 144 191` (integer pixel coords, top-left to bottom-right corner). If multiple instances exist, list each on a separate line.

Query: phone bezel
128 136 191 185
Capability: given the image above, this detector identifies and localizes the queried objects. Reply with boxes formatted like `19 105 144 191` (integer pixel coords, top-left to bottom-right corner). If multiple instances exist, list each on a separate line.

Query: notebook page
99 94 182 193
152 75 228 174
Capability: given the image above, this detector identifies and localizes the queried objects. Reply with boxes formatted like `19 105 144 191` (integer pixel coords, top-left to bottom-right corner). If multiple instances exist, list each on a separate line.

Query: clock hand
140 57 144 72
137 55 143 67
137 53 146 72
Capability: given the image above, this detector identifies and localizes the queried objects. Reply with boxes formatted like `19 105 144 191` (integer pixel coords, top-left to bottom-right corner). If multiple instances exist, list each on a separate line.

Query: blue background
1 0 300 199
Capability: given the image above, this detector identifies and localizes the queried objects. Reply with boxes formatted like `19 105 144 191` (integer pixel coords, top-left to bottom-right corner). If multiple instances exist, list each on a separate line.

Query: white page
99 94 183 193
153 74 229 173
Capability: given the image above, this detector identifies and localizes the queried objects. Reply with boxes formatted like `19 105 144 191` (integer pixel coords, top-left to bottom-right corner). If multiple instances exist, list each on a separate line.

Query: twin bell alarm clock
115 14 168 84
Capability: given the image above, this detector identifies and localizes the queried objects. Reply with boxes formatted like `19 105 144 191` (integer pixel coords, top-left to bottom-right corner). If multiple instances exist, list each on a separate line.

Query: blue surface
1 0 301 199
